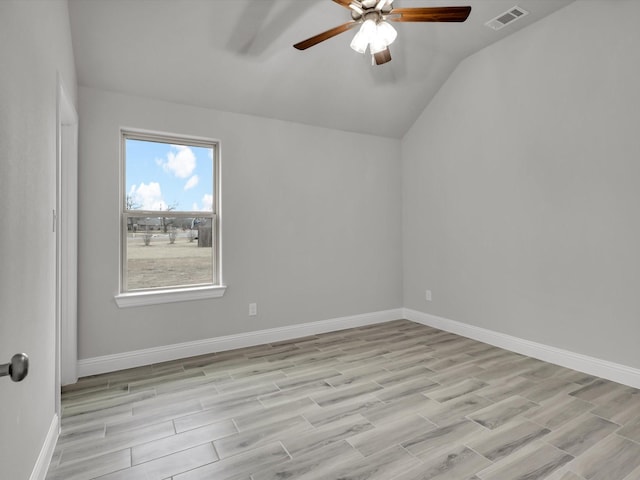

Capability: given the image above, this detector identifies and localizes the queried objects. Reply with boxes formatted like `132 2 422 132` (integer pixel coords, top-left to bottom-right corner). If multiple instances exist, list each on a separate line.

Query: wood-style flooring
46 319 640 480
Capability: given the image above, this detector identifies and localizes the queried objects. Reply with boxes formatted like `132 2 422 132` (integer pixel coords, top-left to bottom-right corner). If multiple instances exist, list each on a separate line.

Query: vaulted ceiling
68 0 574 138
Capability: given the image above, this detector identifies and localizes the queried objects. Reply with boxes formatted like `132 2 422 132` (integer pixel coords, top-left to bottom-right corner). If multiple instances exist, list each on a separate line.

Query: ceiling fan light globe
351 18 376 54
377 21 397 46
360 18 377 39
369 36 387 54
350 31 368 54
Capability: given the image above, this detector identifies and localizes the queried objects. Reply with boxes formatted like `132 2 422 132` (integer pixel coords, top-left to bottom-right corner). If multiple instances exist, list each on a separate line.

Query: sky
126 139 214 212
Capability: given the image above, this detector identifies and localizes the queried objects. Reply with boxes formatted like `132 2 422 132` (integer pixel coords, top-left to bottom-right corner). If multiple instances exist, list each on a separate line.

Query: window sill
115 285 227 308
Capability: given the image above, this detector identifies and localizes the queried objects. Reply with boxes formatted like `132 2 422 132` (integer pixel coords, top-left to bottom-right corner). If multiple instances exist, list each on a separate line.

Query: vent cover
485 6 529 30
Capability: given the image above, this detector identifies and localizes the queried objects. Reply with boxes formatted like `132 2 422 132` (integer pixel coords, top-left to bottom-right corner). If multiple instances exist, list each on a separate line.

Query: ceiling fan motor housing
351 0 393 21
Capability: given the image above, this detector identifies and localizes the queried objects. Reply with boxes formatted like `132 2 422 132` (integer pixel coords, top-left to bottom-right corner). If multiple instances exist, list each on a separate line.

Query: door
0 76 78 479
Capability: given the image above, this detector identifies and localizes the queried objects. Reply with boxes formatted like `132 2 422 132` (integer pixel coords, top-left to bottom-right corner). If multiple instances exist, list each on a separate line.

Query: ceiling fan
293 0 471 65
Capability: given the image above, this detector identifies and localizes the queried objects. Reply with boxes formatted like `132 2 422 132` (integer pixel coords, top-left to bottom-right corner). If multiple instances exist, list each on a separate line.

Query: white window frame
115 129 225 308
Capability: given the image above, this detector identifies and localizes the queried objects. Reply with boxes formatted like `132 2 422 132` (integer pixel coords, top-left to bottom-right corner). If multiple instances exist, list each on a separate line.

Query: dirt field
126 232 212 290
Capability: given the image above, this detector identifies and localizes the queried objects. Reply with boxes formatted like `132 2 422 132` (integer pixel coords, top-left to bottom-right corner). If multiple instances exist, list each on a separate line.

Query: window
117 130 223 306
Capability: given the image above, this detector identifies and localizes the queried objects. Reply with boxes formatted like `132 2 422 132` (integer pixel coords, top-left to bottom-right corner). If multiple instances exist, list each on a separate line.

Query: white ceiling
68 0 574 138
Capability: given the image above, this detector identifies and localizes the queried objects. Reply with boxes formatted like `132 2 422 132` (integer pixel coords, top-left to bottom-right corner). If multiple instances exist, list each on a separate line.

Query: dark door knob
0 353 29 382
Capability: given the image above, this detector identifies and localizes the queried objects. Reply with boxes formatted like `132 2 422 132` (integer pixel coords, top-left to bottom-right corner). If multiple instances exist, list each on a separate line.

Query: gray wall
0 1 77 477
78 87 402 359
402 0 640 369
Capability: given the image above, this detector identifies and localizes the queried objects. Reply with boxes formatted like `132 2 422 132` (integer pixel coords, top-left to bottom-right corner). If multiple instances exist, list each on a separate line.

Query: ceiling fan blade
332 0 355 9
333 0 364 15
293 21 358 50
389 6 471 22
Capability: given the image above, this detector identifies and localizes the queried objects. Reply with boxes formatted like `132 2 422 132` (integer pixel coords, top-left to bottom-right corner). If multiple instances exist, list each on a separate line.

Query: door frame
56 75 78 420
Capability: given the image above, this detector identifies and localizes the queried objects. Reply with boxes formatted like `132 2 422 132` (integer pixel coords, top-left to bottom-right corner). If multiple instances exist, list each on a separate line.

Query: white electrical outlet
249 303 257 316
425 290 432 301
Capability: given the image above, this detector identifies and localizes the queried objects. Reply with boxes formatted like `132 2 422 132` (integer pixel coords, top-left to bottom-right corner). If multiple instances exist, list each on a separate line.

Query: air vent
485 6 529 31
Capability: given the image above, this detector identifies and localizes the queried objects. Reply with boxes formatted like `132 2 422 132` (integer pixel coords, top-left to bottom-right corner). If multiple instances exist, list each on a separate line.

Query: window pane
126 216 213 290
125 138 214 212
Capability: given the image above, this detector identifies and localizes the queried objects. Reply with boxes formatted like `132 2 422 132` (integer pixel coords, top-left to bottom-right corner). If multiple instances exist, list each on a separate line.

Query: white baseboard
77 308 403 377
30 414 59 480
404 308 640 389
76 306 640 389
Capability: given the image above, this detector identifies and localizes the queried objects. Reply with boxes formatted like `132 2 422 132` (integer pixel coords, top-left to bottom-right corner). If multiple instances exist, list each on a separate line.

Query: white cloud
128 182 167 211
184 175 199 191
158 145 196 179
189 193 213 211
200 194 213 211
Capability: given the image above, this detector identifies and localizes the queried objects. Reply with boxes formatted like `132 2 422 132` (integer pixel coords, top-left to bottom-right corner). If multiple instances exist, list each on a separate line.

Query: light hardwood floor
46 319 640 480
